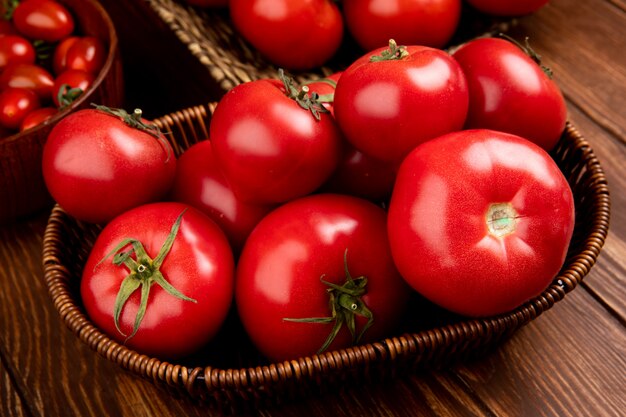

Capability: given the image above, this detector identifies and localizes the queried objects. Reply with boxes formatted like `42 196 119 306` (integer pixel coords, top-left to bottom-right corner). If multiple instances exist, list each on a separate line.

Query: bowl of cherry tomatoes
0 0 124 223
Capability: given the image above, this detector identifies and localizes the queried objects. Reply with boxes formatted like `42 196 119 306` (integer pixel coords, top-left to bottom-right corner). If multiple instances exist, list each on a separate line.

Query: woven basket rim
41 111 611 400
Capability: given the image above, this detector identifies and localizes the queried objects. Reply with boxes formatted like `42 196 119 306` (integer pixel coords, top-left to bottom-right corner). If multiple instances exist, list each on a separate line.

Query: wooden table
1 0 624 415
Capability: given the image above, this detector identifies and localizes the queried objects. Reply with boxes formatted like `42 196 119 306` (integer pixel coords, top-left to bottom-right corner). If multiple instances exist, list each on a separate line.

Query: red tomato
52 35 79 75
81 202 234 359
170 140 274 253
236 194 411 361
42 107 177 224
452 37 567 151
388 129 575 317
0 87 40 129
210 75 343 204
52 69 94 107
19 106 56 131
343 0 462 51
229 0 343 70
0 35 36 72
0 21 17 36
334 41 468 163
64 36 106 74
12 0 75 42
466 0 550 16
0 63 54 101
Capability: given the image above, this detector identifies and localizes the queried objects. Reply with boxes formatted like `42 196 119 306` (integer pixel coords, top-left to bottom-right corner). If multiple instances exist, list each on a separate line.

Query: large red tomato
229 0 343 70
343 0 462 51
334 41 468 163
452 36 567 151
42 106 177 224
170 140 274 253
236 194 411 362
81 202 234 359
387 129 575 317
465 0 550 16
210 75 343 204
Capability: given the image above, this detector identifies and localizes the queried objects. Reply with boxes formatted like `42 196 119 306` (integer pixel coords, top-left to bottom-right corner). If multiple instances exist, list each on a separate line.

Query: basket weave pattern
42 104 610 410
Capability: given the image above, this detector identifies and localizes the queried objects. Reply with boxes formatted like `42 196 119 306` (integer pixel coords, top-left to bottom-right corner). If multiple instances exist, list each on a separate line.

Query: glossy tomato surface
81 202 235 359
19 106 56 131
229 0 343 70
12 0 75 42
236 194 411 362
210 78 343 204
52 36 79 75
343 0 462 51
334 44 468 163
0 35 36 72
388 129 575 317
466 0 550 16
452 37 567 151
64 36 106 74
42 108 177 224
0 63 54 101
52 69 94 107
0 87 40 129
170 140 274 253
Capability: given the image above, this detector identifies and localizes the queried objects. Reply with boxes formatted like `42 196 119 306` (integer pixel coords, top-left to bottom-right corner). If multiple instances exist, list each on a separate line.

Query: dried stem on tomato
278 68 329 121
369 39 409 62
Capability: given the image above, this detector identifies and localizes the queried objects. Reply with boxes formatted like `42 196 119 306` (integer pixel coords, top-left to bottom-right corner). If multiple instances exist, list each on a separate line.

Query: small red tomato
0 21 17 36
52 35 79 75
0 63 55 101
466 0 550 16
20 106 57 131
0 87 41 129
0 35 36 72
12 0 75 42
52 69 94 107
65 36 106 74
170 140 274 253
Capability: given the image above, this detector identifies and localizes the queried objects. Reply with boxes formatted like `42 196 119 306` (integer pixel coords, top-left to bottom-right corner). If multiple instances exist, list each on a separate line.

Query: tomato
343 0 462 51
0 35 36 72
452 36 567 151
81 202 234 359
334 41 468 163
210 74 342 204
229 0 343 70
236 194 411 362
0 87 40 129
170 140 274 253
465 0 550 16
387 129 575 317
42 106 177 224
52 69 94 107
0 63 54 101
19 106 56 131
64 36 106 74
12 0 75 42
52 35 79 75
0 21 17 36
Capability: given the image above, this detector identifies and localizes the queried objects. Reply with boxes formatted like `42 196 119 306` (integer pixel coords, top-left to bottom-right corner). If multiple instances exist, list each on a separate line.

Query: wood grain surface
0 0 624 416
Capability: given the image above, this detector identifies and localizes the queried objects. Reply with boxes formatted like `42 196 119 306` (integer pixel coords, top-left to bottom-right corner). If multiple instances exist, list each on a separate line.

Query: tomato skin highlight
12 0 75 42
0 87 40 129
81 202 235 359
387 129 575 317
0 35 36 72
236 194 411 362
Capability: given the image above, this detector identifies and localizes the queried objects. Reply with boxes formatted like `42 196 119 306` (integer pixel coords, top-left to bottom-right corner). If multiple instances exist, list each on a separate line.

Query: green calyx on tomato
57 83 83 110
283 249 374 355
278 68 329 121
96 210 197 341
496 33 554 78
369 39 409 63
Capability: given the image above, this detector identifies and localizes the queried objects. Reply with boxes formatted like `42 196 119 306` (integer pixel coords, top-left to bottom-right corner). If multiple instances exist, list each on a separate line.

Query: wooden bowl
0 0 124 223
42 103 610 413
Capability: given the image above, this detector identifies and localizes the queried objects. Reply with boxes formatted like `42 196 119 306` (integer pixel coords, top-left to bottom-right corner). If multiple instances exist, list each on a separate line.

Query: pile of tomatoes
0 0 105 136
42 34 575 362
183 0 552 70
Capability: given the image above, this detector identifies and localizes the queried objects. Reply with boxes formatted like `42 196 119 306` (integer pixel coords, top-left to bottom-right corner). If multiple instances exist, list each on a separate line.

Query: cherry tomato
81 202 235 359
0 35 36 72
12 0 75 42
343 0 462 51
210 75 343 204
388 129 575 317
466 0 550 16
19 106 56 131
52 69 94 107
0 21 17 36
52 36 79 75
42 106 177 224
334 41 468 163
170 140 274 253
0 87 41 129
452 37 567 151
0 63 54 101
236 194 411 361
229 0 343 70
64 36 106 74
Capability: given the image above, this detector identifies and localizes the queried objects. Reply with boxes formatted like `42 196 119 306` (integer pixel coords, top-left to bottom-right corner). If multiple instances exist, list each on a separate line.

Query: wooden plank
0 358 29 417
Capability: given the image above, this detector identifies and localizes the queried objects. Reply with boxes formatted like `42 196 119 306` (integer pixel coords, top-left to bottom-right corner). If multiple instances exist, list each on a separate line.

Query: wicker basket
42 104 610 412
